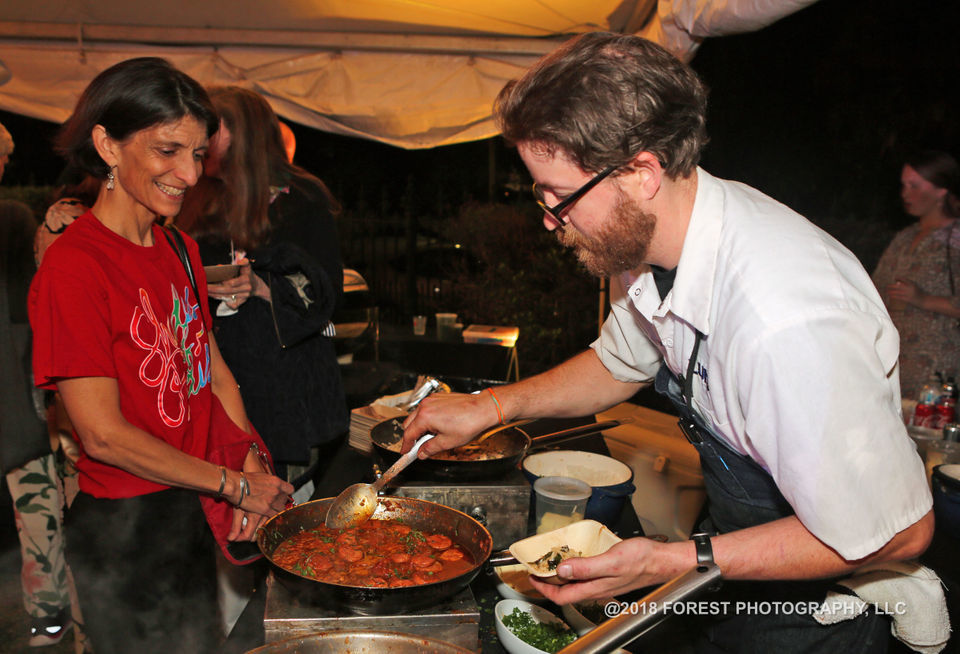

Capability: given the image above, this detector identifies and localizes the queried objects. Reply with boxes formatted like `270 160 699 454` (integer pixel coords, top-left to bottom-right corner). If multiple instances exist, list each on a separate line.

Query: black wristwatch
691 532 714 566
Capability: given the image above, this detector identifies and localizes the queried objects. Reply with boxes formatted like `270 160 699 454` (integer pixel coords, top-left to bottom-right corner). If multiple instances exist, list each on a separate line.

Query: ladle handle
372 433 436 493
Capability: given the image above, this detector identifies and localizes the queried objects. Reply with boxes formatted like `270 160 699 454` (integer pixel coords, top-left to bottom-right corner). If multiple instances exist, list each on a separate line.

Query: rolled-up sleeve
590 291 662 384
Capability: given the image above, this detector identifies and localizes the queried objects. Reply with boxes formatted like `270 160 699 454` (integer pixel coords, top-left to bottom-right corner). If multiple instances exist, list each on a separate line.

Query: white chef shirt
592 168 932 560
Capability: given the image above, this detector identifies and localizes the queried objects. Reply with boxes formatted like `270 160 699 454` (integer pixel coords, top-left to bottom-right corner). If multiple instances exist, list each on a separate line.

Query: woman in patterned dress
873 150 960 399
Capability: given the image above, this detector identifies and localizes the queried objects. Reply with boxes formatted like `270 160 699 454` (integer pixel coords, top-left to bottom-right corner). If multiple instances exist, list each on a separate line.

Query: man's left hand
527 537 684 604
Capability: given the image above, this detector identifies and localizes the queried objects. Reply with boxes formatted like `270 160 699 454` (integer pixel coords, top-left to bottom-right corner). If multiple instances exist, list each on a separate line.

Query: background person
402 32 934 652
179 86 348 494
0 120 75 649
0 120 11 179
33 172 100 266
28 173 102 653
29 58 293 654
278 120 296 163
872 150 960 400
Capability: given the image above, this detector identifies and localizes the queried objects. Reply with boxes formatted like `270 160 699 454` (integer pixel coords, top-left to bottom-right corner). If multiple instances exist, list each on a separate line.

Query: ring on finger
231 294 237 302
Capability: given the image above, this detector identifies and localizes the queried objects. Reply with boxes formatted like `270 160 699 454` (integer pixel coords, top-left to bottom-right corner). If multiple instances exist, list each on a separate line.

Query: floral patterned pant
6 451 88 652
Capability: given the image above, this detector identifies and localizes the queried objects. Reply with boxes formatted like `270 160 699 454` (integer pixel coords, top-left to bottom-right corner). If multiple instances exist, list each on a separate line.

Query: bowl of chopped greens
494 599 578 654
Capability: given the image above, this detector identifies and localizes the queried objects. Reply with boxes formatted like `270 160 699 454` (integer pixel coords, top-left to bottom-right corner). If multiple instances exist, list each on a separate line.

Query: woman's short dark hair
494 32 708 179
56 57 218 179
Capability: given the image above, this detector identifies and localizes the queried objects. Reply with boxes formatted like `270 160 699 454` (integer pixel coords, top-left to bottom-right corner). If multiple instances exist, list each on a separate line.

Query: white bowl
522 450 633 486
509 520 622 584
494 563 547 603
494 599 576 654
560 598 616 635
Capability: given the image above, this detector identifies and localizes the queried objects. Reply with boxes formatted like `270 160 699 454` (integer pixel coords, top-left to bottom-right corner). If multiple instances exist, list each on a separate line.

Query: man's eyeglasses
532 164 617 231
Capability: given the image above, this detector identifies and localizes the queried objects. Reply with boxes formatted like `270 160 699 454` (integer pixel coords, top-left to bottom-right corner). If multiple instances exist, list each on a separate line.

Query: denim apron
653 331 890 653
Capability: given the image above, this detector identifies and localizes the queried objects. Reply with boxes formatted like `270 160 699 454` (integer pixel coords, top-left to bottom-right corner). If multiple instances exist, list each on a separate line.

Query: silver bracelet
238 471 250 506
216 466 226 498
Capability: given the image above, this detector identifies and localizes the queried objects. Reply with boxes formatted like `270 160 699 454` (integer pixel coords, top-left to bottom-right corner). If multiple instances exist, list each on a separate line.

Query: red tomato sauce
271 519 475 587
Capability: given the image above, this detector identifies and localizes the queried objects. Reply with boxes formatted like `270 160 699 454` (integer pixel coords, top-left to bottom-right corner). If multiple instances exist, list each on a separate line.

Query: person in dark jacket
178 86 348 492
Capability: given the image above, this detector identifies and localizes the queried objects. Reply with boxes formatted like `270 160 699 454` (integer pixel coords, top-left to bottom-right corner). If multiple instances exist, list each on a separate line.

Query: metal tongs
557 562 722 653
402 375 442 411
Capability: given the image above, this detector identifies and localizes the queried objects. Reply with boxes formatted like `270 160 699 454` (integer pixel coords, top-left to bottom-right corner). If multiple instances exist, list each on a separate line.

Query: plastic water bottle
913 374 943 428
934 379 958 429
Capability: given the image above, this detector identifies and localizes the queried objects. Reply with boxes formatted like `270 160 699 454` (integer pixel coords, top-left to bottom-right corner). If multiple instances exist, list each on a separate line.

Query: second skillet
370 417 623 481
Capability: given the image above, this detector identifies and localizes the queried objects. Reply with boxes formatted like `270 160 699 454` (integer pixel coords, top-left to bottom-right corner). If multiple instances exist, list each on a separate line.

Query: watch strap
692 532 714 566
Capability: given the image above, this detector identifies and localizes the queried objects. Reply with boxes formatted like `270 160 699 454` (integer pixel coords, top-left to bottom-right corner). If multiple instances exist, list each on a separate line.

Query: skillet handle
528 419 631 447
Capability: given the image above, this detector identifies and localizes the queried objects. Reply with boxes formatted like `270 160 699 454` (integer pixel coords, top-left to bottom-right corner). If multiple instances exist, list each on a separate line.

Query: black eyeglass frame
532 164 618 231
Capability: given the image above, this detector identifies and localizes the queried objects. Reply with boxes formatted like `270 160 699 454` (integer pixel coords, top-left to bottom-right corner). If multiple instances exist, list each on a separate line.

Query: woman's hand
207 258 270 310
887 278 960 318
227 447 294 541
887 279 924 307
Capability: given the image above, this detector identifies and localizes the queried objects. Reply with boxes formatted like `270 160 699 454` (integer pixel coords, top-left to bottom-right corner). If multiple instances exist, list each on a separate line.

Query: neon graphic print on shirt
129 284 210 427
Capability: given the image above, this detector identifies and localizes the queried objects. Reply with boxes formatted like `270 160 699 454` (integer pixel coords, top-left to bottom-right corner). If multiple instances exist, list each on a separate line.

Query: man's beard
556 191 656 278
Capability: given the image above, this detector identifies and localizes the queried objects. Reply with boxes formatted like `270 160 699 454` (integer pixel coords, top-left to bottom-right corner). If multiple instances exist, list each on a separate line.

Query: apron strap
680 330 704 405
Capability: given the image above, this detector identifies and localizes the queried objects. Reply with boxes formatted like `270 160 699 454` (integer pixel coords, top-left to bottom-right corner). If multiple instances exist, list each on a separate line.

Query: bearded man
402 32 935 652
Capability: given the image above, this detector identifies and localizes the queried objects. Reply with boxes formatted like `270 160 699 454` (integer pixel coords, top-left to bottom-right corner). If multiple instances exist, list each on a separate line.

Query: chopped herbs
502 607 577 653
402 529 427 552
292 562 315 578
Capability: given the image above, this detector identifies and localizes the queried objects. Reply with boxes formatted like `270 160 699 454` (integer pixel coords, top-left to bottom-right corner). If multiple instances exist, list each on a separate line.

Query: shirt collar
671 167 723 336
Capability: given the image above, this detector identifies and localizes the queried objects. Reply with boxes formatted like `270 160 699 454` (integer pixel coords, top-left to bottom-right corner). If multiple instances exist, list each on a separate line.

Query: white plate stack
348 397 410 454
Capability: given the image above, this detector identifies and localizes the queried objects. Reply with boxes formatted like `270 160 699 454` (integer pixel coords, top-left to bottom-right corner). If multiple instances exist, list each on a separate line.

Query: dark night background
1 0 958 334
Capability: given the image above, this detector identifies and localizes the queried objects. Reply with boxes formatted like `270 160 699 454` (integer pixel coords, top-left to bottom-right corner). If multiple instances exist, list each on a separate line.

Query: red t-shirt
29 212 214 498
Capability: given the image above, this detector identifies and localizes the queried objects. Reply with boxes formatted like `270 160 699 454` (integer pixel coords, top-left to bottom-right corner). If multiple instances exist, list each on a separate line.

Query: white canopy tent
0 0 817 149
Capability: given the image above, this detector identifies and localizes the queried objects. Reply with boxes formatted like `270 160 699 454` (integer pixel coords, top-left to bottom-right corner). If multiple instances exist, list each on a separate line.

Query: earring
106 168 116 191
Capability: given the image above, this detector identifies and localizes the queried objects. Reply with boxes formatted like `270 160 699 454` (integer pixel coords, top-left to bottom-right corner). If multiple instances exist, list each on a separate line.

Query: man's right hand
400 390 503 457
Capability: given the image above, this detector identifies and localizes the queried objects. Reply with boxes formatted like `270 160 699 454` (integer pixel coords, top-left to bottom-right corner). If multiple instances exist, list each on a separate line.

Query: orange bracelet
487 388 505 425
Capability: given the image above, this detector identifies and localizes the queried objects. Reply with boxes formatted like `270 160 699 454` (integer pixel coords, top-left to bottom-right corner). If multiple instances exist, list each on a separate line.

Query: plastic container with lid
925 439 960 486
533 476 591 535
523 450 636 530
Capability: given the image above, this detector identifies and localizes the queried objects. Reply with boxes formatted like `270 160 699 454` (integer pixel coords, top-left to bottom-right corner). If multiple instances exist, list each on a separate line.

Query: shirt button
664 338 674 347
633 288 641 296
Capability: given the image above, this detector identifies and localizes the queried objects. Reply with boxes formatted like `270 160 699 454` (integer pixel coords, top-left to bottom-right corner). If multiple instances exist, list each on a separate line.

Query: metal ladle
325 433 436 529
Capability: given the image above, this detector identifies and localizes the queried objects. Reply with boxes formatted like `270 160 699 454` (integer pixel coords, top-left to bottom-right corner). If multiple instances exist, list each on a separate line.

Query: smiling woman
92 117 208 232
29 58 294 654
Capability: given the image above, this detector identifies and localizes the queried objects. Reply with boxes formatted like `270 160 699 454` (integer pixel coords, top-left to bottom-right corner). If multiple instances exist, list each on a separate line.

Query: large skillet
370 417 624 481
257 496 493 615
